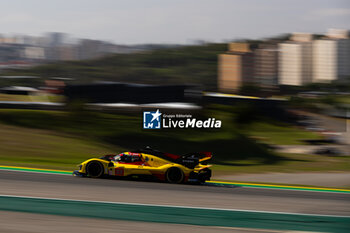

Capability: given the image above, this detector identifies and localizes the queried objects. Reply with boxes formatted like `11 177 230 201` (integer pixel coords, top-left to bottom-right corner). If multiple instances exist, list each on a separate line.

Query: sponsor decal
143 109 221 129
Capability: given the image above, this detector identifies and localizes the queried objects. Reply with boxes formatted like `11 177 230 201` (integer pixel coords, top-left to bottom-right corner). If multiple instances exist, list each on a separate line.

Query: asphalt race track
0 169 350 232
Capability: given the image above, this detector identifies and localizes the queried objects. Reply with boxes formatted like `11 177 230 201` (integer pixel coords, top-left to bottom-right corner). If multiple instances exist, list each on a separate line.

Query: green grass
212 153 350 175
0 123 120 170
0 108 320 163
0 122 348 174
0 93 64 102
246 122 323 145
0 94 32 101
335 96 350 104
0 108 346 174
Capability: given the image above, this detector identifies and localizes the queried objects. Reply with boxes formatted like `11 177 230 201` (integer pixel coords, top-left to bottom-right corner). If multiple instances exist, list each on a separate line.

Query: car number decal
115 167 124 176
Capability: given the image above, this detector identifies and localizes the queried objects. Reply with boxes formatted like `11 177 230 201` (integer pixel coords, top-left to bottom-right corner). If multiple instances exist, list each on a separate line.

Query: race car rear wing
198 152 212 163
179 151 212 168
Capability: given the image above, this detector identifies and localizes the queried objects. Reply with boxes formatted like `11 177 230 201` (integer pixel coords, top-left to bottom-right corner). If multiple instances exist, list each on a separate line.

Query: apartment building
217 43 255 92
254 43 279 87
313 29 350 83
279 33 313 86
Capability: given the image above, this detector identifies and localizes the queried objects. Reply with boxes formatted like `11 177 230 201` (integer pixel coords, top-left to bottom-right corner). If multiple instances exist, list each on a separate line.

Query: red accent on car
118 161 144 165
199 151 212 158
129 153 141 156
164 153 180 160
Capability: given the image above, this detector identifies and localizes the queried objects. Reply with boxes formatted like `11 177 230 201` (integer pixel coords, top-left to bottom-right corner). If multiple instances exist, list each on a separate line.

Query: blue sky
1 0 349 44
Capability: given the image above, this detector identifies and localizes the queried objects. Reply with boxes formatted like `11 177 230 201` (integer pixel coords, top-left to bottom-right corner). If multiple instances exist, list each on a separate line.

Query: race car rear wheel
165 167 184 184
86 161 104 178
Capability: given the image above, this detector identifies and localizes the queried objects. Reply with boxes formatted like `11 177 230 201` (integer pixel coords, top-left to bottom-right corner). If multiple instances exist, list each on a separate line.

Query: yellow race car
73 147 212 183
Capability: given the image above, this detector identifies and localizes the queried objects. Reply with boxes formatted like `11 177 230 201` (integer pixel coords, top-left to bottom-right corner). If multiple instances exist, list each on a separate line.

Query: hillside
2 43 227 91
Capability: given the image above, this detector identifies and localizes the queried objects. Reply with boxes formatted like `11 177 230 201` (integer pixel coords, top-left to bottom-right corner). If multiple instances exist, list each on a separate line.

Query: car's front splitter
72 170 85 177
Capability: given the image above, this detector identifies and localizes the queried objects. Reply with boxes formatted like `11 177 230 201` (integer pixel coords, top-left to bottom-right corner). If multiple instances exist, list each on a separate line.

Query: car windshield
113 155 122 161
114 153 141 162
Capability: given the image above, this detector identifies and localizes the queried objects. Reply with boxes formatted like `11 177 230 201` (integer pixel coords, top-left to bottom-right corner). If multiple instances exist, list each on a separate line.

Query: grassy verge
0 94 32 101
335 95 350 104
246 122 323 145
0 108 347 174
0 123 120 170
212 153 350 174
0 121 348 173
0 93 63 102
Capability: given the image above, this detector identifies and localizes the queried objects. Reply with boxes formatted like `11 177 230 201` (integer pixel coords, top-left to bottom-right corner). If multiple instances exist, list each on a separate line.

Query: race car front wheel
165 167 184 184
86 161 104 178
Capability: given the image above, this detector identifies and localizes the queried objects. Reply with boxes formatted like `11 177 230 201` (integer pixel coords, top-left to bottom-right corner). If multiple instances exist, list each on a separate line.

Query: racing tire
165 167 184 184
86 161 104 178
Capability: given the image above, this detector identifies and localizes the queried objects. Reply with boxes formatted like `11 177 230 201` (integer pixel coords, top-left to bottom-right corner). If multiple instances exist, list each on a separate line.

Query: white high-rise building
313 30 350 83
279 39 313 86
327 29 349 39
313 40 338 82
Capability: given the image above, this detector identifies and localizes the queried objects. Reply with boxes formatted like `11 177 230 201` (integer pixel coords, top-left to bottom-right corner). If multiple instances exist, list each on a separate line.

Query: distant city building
218 43 255 92
78 39 105 60
58 46 79 61
0 37 17 44
218 30 350 91
0 44 22 62
254 43 279 87
279 33 313 86
46 32 66 47
218 42 279 92
327 29 349 40
313 29 350 83
0 32 147 64
290 33 314 43
22 46 45 60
